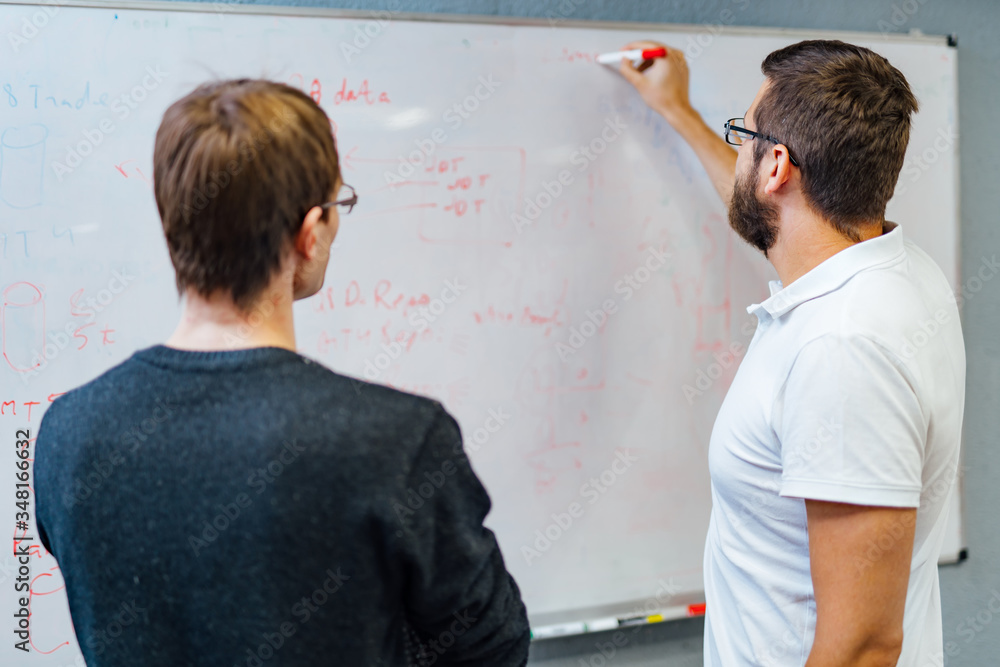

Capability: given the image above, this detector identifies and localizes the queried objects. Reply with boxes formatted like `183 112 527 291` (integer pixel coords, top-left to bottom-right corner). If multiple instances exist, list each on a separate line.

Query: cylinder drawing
0 124 49 209
2 282 46 373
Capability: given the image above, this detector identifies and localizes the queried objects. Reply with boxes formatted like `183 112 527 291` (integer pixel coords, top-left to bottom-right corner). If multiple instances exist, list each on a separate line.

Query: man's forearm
660 107 738 206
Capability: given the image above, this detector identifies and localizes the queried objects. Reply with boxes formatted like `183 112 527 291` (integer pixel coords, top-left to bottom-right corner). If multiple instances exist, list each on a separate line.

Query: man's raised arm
617 40 738 206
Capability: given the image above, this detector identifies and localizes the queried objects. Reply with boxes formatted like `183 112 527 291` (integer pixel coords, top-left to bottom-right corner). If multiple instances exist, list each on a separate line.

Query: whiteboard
0 1 961 661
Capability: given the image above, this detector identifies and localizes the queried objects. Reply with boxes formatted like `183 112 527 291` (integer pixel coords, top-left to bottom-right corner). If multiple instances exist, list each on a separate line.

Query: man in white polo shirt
620 40 965 666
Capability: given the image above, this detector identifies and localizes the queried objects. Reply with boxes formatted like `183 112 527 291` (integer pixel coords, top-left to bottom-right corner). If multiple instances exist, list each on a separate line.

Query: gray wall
168 0 1000 664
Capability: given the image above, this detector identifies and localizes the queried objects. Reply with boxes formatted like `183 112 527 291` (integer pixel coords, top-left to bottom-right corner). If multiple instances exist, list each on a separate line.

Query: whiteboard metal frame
1 0 953 46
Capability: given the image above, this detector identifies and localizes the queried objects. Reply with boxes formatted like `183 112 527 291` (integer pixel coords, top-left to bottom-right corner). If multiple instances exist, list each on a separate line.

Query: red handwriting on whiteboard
287 75 391 105
541 48 601 63
315 327 434 355
317 328 372 354
473 305 566 332
312 281 431 316
424 157 466 174
0 396 66 422
69 288 95 349
331 79 391 105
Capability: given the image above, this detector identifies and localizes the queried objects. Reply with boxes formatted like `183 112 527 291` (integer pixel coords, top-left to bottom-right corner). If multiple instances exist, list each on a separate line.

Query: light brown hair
153 79 339 311
753 40 918 240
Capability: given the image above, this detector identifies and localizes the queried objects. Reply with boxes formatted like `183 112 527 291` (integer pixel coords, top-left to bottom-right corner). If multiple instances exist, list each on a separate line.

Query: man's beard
728 152 779 254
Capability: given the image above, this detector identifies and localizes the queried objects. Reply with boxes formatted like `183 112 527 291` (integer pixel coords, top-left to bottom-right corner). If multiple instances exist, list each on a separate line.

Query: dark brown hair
153 79 339 312
752 40 918 240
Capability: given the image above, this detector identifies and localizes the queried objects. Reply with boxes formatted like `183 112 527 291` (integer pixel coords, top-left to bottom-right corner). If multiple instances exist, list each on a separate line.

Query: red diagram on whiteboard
515 332 607 494
350 146 526 248
2 282 45 373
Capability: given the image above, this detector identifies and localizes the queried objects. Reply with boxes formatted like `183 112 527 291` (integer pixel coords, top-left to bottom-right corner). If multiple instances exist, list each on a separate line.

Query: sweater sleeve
394 407 529 667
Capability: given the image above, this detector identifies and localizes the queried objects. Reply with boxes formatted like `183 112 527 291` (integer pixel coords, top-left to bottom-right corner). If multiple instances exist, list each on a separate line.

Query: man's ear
763 145 794 195
295 206 325 260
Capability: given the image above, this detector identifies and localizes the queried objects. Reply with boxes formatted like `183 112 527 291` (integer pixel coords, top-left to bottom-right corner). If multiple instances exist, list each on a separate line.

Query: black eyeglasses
724 118 800 167
320 183 358 214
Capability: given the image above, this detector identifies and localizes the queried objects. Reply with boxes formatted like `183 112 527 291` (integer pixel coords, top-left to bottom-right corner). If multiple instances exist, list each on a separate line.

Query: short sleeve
776 334 926 507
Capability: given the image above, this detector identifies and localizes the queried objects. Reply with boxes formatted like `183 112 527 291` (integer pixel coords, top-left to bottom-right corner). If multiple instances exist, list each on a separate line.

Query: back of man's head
753 40 918 240
154 79 339 312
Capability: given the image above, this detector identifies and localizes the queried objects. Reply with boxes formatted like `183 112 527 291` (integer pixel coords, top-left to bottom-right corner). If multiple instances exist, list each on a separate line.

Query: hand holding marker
604 42 692 123
596 46 668 68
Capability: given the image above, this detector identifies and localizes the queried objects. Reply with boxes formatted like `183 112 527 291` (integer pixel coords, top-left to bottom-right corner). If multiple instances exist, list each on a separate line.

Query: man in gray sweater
35 79 530 667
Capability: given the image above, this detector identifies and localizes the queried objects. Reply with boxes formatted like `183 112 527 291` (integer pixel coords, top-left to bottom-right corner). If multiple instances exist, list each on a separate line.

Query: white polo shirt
703 223 965 667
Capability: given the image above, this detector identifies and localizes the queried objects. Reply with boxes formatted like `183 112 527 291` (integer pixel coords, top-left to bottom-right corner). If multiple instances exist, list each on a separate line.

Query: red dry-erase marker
596 47 667 65
687 603 707 617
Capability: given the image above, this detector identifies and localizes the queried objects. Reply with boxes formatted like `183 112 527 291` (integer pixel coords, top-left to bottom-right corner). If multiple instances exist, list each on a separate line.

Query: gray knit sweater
35 345 529 666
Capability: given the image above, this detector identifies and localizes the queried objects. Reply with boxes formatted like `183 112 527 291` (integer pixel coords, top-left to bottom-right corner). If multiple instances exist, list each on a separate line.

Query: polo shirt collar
748 222 905 320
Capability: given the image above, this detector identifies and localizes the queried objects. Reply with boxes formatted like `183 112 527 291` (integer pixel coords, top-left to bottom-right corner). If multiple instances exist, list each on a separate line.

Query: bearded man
621 39 965 667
